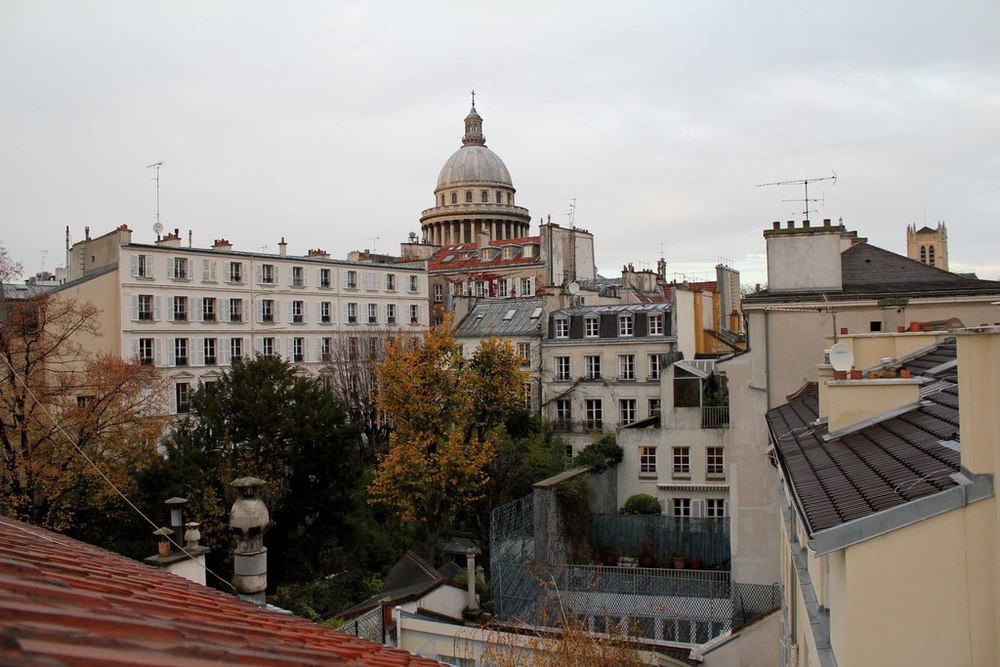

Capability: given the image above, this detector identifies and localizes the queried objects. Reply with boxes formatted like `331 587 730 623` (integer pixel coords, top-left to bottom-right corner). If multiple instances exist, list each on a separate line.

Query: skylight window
530 307 542 319
503 309 516 321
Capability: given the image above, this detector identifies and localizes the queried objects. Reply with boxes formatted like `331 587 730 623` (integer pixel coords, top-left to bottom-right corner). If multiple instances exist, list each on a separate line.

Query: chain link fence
337 605 385 645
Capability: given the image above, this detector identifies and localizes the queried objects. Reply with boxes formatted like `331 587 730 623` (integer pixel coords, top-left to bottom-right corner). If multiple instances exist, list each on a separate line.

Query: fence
701 405 730 428
337 606 385 645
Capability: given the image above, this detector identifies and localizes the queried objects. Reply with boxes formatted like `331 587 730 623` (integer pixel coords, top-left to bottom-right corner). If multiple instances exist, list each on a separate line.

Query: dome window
466 191 473 203
496 192 502 204
481 190 489 202
451 192 457 205
507 193 512 205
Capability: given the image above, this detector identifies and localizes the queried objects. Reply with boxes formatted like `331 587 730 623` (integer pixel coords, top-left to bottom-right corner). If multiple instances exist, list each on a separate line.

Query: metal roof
454 297 543 337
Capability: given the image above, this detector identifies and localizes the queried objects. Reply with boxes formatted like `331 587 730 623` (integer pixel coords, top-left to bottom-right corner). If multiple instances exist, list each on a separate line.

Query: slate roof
453 297 543 338
768 342 963 535
0 516 443 666
746 242 1000 302
338 552 447 621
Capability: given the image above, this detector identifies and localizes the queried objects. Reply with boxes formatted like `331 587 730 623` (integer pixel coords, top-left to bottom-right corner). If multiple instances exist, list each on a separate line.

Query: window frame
639 446 657 476
672 446 691 478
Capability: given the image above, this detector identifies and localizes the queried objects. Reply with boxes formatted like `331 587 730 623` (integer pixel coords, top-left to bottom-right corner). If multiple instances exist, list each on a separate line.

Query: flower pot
689 556 703 570
849 370 862 380
639 553 656 568
601 553 617 567
867 370 879 379
833 370 848 380
900 369 911 378
158 540 170 557
673 557 686 569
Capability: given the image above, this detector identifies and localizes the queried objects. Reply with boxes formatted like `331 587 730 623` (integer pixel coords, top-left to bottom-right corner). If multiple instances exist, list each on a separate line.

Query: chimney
465 547 479 613
307 248 330 259
955 327 1000 476
230 477 269 605
157 229 182 247
213 238 233 251
278 237 287 257
143 496 210 585
763 219 845 292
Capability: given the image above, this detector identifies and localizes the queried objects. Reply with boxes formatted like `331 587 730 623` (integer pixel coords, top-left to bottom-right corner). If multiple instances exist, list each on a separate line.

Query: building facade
906 221 949 270
61 225 429 414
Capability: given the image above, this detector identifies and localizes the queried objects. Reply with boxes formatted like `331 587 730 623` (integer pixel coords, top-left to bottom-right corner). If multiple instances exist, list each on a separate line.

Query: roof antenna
471 89 475 108
564 198 576 227
147 162 163 228
756 172 837 220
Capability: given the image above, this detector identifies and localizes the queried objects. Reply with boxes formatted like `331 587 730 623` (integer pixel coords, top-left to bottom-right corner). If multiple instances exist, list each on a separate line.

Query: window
291 266 304 287
517 342 531 367
481 190 489 202
520 277 532 296
451 192 457 204
261 299 274 323
649 398 661 417
585 355 601 380
368 303 378 323
639 447 657 476
929 245 936 267
554 318 569 339
619 399 637 424
555 356 571 381
649 354 661 380
204 338 217 365
409 275 419 292
496 191 502 204
230 337 243 363
321 337 333 361
618 314 634 336
585 316 599 337
228 261 243 283
409 304 419 324
347 302 358 324
75 394 94 409
135 254 150 278
672 447 691 477
202 297 216 322
522 382 532 409
706 499 727 518
870 321 882 332
202 260 217 282
347 337 359 362
175 382 191 414
138 338 153 365
649 314 664 335
229 298 243 323
386 303 397 324
475 281 486 297
320 301 332 323
433 284 443 302
292 337 304 362
262 337 275 357
498 278 508 297
173 296 188 322
618 354 635 381
555 398 572 430
706 447 725 477
673 498 691 519
347 270 358 289
292 300 304 323
172 257 189 280
465 190 472 203
585 399 603 430
502 247 513 260
260 263 274 285
174 338 188 366
320 268 331 288
385 273 396 291
137 295 153 321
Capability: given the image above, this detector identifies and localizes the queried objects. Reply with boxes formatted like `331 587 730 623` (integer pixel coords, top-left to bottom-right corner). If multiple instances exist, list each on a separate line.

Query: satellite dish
153 222 164 236
829 342 854 372
568 281 580 295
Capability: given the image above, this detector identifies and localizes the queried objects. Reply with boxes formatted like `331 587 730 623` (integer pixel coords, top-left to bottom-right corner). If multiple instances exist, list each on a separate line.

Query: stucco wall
766 230 843 292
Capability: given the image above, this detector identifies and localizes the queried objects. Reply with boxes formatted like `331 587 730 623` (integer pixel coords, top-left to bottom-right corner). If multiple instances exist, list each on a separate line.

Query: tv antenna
564 198 576 227
369 236 380 254
40 249 48 272
757 172 836 219
147 162 163 228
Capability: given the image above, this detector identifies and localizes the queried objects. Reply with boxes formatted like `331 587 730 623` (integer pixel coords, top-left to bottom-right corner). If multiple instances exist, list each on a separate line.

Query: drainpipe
764 310 772 408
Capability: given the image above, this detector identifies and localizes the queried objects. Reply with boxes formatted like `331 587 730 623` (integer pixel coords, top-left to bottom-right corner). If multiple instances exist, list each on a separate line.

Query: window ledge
671 473 691 480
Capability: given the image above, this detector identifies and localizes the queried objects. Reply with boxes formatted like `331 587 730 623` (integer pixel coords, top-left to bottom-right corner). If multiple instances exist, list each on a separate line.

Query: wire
0 352 237 592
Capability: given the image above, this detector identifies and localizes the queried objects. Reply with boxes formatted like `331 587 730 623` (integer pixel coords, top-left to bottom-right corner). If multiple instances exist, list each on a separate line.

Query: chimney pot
823 218 832 226
786 220 794 228
772 221 780 229
803 220 810 228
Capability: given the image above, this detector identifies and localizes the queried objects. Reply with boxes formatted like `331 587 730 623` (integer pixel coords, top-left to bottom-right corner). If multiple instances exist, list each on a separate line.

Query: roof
339 552 447 621
453 298 543 338
428 238 542 273
768 342 963 536
674 359 718 379
550 303 669 317
0 515 443 666
746 241 1000 302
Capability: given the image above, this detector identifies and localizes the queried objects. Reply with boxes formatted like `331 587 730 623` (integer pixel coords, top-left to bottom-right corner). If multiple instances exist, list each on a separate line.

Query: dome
436 145 513 189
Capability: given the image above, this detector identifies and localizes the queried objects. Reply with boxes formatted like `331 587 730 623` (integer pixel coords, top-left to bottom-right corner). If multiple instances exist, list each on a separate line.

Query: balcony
701 405 730 429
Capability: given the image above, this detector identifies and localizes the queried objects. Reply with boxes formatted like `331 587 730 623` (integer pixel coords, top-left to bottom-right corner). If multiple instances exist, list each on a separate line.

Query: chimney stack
230 477 269 605
144 496 210 585
278 237 287 257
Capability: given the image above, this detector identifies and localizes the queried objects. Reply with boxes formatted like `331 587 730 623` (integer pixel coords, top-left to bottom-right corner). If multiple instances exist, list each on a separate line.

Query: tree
368 323 523 563
152 355 369 592
0 248 166 532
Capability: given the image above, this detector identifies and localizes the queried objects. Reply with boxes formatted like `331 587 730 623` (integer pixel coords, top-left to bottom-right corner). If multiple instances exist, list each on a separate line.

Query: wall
698 608 781 667
57 267 123 358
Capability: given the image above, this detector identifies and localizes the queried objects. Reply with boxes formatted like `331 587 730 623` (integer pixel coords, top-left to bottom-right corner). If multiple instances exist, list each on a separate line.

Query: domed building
419 102 531 246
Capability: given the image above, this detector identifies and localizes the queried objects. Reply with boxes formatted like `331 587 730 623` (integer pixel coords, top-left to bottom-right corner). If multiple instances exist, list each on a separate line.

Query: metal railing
701 405 730 428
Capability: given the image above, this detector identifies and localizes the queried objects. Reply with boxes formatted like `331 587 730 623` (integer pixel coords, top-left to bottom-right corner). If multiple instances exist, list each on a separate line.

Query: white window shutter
316 302 322 322
692 500 705 519
186 259 193 279
168 259 176 279
301 304 308 324
243 299 249 321
221 340 231 365
288 302 294 324
163 340 174 367
256 299 263 324
256 337 264 355
131 339 139 359
131 296 139 321
193 338 204 366
288 266 294 285
169 387 177 414
723 500 730 518
155 339 162 366
154 297 161 322
274 302 281 324
195 299 203 322
130 255 138 278
303 338 310 361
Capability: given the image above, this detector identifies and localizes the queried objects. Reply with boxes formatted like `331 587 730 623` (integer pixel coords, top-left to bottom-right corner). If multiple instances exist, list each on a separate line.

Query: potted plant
689 555 703 570
669 549 686 569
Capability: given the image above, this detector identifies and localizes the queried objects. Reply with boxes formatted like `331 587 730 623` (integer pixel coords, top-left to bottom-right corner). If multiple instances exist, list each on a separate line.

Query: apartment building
59 225 428 414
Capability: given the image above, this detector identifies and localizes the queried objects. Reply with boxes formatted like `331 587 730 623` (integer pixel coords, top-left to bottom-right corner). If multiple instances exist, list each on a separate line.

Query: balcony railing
701 405 730 429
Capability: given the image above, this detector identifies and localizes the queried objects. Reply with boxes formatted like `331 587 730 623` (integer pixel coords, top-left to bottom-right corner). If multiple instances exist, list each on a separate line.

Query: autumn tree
368 322 524 563
0 247 166 532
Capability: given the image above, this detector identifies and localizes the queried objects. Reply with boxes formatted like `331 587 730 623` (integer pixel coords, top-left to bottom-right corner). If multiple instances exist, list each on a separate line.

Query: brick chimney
213 238 233 251
230 477 269 605
307 248 330 259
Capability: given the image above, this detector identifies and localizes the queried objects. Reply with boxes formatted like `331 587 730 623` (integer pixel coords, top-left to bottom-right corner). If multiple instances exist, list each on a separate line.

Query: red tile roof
428 237 542 272
0 515 444 666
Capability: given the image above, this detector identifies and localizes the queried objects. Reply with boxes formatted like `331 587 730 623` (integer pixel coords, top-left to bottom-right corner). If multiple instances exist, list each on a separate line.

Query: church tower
906 222 949 271
419 96 531 246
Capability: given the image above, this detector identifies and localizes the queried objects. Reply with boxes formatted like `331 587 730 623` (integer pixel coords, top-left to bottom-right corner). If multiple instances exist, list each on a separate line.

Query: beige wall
698 608 781 667
57 268 123 358
766 227 843 292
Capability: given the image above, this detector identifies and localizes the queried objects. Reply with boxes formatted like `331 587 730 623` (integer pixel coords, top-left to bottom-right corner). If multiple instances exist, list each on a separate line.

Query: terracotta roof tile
0 516 444 666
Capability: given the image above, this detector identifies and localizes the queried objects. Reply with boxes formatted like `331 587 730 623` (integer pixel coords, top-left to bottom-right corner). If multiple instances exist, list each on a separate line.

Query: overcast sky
2 1 998 286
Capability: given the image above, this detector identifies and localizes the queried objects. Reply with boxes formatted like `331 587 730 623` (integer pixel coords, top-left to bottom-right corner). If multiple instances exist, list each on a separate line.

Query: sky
2 1 998 287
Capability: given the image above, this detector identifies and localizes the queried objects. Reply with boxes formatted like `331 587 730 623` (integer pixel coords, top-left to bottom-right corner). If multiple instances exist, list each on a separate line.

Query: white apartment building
60 226 428 414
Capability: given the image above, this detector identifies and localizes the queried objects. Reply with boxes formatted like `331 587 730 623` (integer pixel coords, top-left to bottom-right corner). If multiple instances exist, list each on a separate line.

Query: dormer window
523 245 534 258
502 247 514 259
